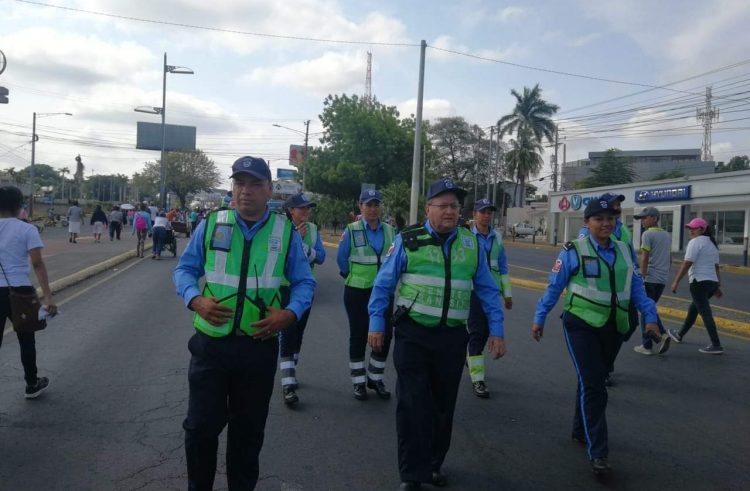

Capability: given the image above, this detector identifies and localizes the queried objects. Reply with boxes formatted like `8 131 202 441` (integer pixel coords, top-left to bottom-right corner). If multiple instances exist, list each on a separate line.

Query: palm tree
59 167 70 200
505 128 544 208
497 83 559 144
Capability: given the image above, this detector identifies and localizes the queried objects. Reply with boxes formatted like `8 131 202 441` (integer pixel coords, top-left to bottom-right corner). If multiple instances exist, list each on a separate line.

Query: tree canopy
576 149 637 189
427 117 482 183
504 128 544 207
141 149 221 208
497 83 559 144
715 155 749 173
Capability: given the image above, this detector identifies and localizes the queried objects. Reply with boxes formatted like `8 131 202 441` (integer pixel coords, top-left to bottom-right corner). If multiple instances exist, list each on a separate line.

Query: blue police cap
230 156 272 181
359 189 382 203
599 191 626 204
426 178 467 201
473 198 497 212
584 198 619 219
285 192 316 209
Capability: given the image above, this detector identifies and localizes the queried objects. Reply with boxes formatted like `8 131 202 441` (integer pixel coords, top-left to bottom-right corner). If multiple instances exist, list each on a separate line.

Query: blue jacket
472 224 509 275
173 209 316 321
131 211 152 233
367 220 505 337
534 235 657 327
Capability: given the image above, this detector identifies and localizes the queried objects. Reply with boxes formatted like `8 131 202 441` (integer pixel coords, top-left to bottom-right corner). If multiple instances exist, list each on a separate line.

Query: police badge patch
461 236 474 249
210 223 233 252
352 230 367 248
268 236 282 253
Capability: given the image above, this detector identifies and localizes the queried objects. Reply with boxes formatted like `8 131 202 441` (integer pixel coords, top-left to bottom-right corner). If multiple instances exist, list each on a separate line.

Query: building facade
548 169 750 256
561 149 715 191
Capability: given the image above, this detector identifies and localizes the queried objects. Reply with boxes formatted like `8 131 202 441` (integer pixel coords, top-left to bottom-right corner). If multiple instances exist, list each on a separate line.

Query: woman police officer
531 197 661 475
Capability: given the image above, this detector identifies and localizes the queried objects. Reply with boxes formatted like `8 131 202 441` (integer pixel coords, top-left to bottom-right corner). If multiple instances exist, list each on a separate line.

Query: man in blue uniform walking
173 156 316 490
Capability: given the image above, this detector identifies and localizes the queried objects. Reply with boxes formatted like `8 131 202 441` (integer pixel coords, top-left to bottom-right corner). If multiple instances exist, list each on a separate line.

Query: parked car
512 222 535 237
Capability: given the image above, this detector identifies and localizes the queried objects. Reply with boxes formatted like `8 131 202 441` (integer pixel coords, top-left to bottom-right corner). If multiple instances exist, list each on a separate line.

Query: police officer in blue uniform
174 156 316 491
368 178 505 490
532 198 660 475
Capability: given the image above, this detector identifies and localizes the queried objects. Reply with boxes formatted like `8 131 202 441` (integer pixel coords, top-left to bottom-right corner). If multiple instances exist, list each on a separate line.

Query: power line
14 0 418 47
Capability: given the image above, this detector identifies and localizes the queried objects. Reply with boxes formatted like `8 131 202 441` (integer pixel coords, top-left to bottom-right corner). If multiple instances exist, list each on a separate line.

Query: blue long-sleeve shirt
368 221 505 337
131 211 152 233
533 235 657 327
472 225 509 275
302 224 326 266
173 209 316 321
336 218 387 276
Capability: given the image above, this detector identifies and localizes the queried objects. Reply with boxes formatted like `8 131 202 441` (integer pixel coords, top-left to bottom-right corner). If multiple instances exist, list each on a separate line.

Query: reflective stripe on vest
193 210 291 337
345 220 394 289
396 227 478 327
564 237 633 333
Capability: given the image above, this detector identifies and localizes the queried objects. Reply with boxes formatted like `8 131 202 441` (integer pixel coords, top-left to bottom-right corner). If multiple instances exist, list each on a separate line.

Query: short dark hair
0 186 23 215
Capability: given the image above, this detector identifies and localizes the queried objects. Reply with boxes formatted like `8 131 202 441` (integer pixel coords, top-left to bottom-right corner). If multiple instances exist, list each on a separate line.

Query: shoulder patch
563 241 574 250
552 259 563 273
386 242 396 257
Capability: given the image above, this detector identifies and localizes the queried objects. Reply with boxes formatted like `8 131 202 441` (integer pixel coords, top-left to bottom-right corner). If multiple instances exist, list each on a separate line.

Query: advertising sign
277 168 298 180
136 122 196 152
273 181 301 195
289 145 306 167
635 185 691 203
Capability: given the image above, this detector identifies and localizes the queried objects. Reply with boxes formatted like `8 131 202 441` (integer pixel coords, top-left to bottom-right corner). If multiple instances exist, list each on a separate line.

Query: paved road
1 247 748 490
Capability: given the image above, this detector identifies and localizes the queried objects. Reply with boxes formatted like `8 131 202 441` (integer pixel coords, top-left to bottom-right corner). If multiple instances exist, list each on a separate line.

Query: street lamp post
135 52 193 210
272 121 310 192
29 111 72 218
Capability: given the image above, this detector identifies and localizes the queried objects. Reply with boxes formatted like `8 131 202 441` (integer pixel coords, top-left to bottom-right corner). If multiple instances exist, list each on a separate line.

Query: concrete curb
39 245 152 296
323 239 750 336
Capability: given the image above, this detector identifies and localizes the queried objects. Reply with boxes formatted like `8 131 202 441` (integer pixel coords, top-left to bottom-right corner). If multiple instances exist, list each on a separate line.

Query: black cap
584 198 619 219
634 206 660 219
284 192 316 209
230 156 272 181
426 178 467 201
599 191 626 204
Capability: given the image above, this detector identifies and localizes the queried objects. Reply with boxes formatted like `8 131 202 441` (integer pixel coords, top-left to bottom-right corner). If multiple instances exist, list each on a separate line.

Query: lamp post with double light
29 111 72 218
135 52 193 209
272 121 310 192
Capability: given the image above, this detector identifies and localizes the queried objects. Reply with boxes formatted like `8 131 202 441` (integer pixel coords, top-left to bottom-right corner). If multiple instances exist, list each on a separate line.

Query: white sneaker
633 345 654 356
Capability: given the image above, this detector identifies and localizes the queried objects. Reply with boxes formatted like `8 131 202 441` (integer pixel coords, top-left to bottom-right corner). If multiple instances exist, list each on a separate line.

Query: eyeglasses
429 203 460 211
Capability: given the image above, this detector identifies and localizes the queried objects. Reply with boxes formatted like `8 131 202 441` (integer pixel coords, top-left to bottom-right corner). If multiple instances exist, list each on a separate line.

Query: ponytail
702 224 718 248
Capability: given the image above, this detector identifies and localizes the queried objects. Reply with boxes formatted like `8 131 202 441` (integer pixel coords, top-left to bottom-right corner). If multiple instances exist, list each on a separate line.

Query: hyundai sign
635 185 691 203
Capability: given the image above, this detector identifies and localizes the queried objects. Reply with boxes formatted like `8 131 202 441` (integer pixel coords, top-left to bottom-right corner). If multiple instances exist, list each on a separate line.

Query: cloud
429 35 527 63
245 51 366 96
494 6 528 23
396 98 456 120
542 31 601 47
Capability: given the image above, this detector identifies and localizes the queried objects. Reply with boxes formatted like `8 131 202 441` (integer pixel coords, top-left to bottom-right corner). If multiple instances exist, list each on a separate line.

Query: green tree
17 164 61 190
380 180 412 225
428 117 480 183
313 195 354 233
141 150 221 208
576 148 636 188
651 169 686 181
307 94 418 201
715 155 749 173
504 129 544 208
497 83 559 144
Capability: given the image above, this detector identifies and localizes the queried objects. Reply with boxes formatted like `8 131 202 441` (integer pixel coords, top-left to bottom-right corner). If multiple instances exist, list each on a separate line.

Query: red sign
558 196 570 211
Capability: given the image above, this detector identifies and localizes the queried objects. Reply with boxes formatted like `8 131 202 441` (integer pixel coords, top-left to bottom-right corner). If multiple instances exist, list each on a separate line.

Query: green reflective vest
345 220 394 289
477 227 512 298
564 237 633 334
281 221 318 287
396 226 479 328
616 220 632 245
193 209 292 337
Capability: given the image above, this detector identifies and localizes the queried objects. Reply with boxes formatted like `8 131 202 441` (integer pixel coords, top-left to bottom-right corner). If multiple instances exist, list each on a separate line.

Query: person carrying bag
0 185 57 399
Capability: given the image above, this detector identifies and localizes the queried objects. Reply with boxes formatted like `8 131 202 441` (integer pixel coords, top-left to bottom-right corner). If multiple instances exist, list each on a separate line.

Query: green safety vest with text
193 209 292 337
281 221 319 287
564 237 633 334
396 226 479 328
345 220 394 289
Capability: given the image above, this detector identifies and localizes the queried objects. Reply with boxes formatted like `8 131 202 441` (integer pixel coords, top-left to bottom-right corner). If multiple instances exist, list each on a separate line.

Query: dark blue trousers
183 331 278 491
640 282 666 349
278 286 312 358
467 291 489 356
393 318 468 482
562 312 622 460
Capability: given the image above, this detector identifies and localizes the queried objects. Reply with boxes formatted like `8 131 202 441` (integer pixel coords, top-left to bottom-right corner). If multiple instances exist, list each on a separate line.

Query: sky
2 0 750 193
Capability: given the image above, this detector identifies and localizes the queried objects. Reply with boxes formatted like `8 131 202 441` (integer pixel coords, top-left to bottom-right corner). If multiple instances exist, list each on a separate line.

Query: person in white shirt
668 218 723 354
151 212 171 260
0 186 57 398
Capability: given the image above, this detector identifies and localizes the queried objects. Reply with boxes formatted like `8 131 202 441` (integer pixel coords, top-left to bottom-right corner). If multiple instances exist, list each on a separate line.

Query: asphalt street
0 244 748 490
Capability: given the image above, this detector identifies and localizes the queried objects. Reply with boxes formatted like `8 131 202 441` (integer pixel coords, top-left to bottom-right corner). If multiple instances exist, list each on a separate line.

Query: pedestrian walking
90 204 108 243
668 218 724 354
577 191 636 386
173 156 315 491
278 192 326 405
337 188 395 401
633 207 671 355
532 198 660 475
151 212 170 260
0 186 57 399
466 198 512 399
67 200 83 243
108 206 123 241
368 178 506 490
131 204 152 258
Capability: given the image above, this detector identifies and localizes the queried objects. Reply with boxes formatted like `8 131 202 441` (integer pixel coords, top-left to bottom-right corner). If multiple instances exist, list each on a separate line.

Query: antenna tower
696 86 719 161
364 51 372 104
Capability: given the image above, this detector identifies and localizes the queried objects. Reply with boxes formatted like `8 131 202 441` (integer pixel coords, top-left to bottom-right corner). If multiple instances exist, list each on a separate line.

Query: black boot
353 383 368 400
366 379 391 399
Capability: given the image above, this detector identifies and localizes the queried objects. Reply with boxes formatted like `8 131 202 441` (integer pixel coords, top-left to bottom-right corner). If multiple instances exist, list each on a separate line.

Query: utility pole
364 51 373 105
409 40 426 224
486 126 494 198
473 129 481 202
302 119 310 192
29 112 37 218
552 127 559 193
697 86 719 162
492 129 499 216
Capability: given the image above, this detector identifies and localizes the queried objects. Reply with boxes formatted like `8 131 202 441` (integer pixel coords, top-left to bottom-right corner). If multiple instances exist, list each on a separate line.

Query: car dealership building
547 169 750 258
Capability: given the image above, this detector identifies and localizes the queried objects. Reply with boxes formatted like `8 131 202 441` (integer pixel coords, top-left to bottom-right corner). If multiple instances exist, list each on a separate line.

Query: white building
547 169 750 256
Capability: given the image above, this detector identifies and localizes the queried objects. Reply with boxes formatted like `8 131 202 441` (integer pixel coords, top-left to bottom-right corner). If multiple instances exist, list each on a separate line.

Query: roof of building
588 149 701 158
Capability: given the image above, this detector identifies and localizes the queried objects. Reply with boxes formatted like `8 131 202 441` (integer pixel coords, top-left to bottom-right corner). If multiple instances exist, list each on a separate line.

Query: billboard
277 168 299 180
136 122 196 152
289 144 306 167
273 181 301 195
